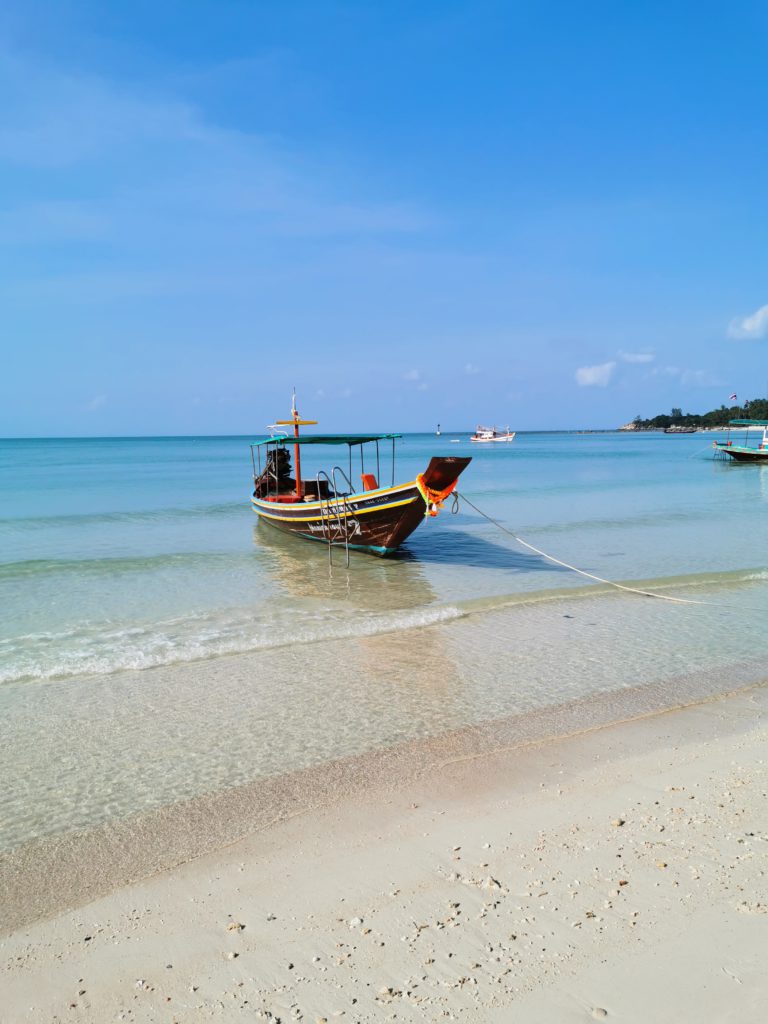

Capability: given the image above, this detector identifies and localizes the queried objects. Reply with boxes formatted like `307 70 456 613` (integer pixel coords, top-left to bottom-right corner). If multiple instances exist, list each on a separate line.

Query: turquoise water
2 430 768 853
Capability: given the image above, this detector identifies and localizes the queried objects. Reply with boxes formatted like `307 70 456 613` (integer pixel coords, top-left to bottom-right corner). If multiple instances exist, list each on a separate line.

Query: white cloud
403 369 421 381
464 362 480 375
575 361 616 387
620 351 654 364
728 304 768 340
85 394 107 411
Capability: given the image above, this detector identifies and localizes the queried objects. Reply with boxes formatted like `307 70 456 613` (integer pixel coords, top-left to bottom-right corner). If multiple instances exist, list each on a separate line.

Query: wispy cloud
649 365 681 378
728 304 768 340
85 394 107 411
0 55 201 168
464 362 480 375
0 49 429 299
575 361 616 387
403 369 421 381
681 369 724 388
620 351 654 364
648 365 721 387
0 200 110 245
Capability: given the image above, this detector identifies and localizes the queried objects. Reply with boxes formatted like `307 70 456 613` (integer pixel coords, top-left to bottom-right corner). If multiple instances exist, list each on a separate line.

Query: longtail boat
712 419 768 462
250 400 471 559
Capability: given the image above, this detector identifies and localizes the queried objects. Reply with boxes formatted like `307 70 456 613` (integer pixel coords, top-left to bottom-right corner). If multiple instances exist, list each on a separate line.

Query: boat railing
316 468 354 568
315 469 334 499
331 465 352 496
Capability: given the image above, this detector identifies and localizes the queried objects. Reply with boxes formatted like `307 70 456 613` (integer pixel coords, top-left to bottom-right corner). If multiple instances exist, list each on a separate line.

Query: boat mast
275 388 317 501
291 390 302 500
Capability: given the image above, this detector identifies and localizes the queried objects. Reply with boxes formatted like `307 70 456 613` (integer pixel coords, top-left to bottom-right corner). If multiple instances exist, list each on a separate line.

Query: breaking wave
0 603 465 686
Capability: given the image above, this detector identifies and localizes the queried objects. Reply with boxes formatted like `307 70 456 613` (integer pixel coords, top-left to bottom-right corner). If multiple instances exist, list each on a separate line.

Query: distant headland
620 397 768 431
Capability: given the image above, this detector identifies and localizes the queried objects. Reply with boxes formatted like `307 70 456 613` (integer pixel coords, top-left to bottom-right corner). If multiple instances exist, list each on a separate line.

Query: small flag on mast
729 392 737 401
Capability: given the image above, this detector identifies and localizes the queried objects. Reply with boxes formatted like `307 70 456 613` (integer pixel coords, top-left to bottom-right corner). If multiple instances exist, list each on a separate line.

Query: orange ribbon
415 474 458 517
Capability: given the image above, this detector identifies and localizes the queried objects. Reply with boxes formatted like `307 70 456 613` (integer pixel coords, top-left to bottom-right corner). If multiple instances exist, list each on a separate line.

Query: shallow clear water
2 430 768 851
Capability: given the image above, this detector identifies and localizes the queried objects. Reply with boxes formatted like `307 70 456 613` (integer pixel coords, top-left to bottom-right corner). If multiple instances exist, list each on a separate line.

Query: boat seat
361 473 378 491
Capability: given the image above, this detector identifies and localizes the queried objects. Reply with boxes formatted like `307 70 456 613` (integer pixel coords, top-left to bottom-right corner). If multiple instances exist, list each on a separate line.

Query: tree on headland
631 397 768 429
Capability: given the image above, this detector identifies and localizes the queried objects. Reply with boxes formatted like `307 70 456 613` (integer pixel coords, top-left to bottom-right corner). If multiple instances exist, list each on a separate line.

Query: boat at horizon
712 419 768 462
470 425 516 443
250 399 471 559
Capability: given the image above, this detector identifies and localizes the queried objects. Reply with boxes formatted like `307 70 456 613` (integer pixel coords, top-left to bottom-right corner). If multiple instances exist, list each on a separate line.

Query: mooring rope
689 444 716 459
455 491 705 605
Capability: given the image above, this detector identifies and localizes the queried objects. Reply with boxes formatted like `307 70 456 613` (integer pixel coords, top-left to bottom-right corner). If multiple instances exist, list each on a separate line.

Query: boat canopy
251 433 402 448
728 419 768 427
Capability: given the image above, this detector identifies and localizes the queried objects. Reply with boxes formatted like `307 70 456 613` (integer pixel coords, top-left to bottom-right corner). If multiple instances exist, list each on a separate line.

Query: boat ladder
316 467 359 567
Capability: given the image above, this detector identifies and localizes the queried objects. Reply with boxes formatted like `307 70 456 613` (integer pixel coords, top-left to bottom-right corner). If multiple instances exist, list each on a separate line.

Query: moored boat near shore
250 401 471 557
712 419 768 462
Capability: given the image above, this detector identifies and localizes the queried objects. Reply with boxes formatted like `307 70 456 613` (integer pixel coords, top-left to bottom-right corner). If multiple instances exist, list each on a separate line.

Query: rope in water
455 491 705 606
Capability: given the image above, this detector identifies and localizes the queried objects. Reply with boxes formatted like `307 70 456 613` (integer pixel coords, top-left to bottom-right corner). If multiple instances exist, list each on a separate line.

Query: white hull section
470 432 516 443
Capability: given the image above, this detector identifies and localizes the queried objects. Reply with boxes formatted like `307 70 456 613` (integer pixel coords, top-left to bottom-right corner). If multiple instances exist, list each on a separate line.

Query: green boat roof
250 432 402 448
729 419 768 426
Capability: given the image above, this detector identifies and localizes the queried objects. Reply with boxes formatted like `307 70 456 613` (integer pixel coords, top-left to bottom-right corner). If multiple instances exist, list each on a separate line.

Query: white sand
2 686 767 1023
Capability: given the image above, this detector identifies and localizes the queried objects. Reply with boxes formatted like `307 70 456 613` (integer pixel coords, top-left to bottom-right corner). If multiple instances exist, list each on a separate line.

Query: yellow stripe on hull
251 494 417 523
256 480 416 509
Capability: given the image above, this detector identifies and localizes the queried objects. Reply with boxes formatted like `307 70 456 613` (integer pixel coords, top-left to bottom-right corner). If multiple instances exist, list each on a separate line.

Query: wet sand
2 683 767 1022
2 657 763 937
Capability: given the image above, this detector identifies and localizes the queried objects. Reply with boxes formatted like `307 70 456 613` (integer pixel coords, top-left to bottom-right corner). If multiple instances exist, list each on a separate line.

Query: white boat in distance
470 425 516 443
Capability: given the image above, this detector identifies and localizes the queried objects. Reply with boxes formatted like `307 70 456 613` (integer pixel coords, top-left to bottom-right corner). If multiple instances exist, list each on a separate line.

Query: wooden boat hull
251 456 471 555
713 444 768 462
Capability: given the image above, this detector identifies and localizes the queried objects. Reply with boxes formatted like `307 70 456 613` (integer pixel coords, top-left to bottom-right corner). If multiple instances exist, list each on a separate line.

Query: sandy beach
5 0 768 1018
2 683 766 1023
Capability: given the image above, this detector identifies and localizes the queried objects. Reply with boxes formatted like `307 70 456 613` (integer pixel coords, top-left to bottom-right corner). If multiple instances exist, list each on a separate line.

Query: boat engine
267 448 291 481
254 447 293 496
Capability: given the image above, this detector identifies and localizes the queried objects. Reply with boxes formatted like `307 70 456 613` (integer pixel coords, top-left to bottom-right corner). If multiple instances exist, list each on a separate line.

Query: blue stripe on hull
297 531 396 556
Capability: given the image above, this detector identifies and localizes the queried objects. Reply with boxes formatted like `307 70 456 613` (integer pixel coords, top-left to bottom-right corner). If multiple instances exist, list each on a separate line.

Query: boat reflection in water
253 519 440 608
252 522 463 707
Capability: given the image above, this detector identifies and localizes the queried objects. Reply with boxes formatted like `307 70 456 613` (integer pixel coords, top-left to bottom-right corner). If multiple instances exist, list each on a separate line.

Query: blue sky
2 0 767 435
